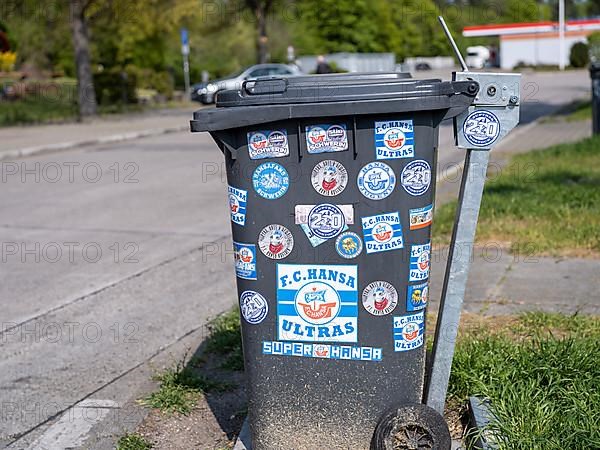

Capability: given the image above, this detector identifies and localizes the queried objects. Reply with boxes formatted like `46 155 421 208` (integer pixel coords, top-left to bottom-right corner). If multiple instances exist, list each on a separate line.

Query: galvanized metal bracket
453 71 521 150
425 73 521 414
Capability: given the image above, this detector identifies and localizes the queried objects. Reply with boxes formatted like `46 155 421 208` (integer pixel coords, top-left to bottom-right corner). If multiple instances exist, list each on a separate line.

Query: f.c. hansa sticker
409 204 433 230
233 242 257 280
407 282 428 312
393 311 424 352
306 124 348 153
228 185 247 226
409 242 431 282
375 120 415 159
277 264 358 343
361 212 404 254
247 130 289 159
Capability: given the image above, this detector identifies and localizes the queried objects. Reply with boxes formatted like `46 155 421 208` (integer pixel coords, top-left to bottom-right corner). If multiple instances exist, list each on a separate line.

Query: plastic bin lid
191 72 478 132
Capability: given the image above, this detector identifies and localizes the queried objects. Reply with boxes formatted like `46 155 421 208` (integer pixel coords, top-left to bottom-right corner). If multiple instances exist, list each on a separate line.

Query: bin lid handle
242 78 288 96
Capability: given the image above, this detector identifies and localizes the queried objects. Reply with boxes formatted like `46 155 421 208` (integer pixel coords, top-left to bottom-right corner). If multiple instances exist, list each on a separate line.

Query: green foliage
569 42 590 68
116 433 153 450
94 69 138 105
433 136 600 255
449 313 600 449
141 359 232 415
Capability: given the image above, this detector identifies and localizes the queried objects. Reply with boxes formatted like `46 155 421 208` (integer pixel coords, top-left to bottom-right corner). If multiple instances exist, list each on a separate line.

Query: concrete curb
0 124 189 162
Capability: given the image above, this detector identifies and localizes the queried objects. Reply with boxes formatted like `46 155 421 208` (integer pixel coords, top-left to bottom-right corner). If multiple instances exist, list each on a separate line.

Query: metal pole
559 0 565 71
183 53 191 98
425 148 490 414
438 16 469 72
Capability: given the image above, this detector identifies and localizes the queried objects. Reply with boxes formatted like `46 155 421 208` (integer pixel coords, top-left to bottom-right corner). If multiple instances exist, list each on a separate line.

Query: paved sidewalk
0 106 197 161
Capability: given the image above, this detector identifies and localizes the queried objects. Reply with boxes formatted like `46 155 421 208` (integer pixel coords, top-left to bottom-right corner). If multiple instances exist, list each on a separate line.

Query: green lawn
449 312 600 449
433 136 600 256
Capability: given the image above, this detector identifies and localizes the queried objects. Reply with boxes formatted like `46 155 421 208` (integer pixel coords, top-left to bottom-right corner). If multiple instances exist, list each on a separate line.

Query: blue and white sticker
277 264 358 343
375 120 415 159
361 212 404 254
262 341 382 361
240 291 269 325
463 110 501 148
409 204 433 230
247 130 289 159
407 282 428 312
252 162 289 200
393 311 425 352
306 124 348 153
409 242 431 282
228 185 247 226
233 242 257 280
335 232 363 259
357 161 396 200
401 160 431 196
307 204 346 239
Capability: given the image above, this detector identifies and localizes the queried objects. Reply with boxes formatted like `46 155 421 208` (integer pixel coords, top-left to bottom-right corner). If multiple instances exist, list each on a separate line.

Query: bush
569 42 589 68
94 68 137 105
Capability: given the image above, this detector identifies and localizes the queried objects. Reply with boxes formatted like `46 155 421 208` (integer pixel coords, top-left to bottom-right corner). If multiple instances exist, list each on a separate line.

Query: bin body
192 74 476 449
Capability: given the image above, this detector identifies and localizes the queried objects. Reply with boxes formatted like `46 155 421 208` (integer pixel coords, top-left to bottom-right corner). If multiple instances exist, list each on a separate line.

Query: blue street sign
180 28 189 46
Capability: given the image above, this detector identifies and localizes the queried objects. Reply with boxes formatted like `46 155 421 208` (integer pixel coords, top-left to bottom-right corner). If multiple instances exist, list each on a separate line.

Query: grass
449 312 600 449
116 433 153 450
564 100 592 122
141 309 243 414
433 136 600 255
205 308 244 371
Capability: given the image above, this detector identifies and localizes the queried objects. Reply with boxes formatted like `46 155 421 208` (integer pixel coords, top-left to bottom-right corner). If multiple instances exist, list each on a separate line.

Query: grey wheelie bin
190 73 479 449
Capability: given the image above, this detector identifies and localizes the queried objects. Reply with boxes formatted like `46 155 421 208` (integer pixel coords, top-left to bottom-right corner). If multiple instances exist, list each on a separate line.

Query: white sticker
362 281 398 316
295 204 354 225
258 224 294 260
247 130 289 159
311 160 348 197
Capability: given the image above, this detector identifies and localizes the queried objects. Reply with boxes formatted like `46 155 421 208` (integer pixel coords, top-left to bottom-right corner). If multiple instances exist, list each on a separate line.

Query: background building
463 19 600 69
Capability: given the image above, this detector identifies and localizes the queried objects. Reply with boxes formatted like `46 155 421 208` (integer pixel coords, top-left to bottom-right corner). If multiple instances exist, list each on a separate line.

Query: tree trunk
256 2 268 64
70 0 97 118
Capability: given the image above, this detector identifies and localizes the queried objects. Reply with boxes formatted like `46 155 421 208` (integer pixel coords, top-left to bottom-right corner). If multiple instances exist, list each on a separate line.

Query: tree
70 0 97 118
244 0 275 64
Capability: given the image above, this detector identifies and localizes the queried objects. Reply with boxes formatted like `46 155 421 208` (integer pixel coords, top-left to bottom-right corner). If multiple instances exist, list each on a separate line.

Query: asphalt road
0 69 591 448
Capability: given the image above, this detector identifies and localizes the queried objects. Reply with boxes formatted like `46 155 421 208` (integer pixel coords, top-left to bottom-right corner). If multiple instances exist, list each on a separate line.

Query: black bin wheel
371 403 451 450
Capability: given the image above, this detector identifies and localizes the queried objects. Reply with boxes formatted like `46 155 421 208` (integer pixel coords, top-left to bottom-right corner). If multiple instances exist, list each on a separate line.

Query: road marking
27 399 118 450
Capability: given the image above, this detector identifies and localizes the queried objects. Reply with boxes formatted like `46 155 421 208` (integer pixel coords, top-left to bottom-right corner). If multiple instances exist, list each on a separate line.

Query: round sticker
307 204 346 239
401 160 431 196
311 160 348 196
357 161 396 200
252 162 289 200
294 281 340 325
463 110 501 147
384 127 406 150
240 291 269 325
258 224 294 259
335 232 363 259
362 281 398 316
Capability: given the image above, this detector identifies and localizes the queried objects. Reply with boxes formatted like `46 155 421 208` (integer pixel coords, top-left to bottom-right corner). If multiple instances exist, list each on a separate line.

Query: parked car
191 63 302 104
